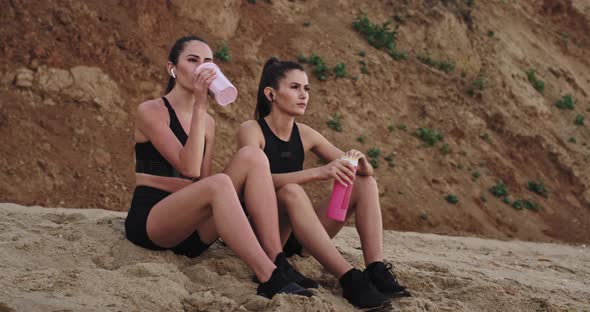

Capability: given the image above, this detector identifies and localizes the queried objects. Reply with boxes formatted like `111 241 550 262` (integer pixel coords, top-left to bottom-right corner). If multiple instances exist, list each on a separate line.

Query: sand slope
0 203 588 312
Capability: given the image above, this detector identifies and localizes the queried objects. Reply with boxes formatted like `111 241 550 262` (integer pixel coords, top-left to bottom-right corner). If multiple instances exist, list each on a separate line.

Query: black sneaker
275 252 319 289
366 261 411 298
256 267 314 299
339 268 391 310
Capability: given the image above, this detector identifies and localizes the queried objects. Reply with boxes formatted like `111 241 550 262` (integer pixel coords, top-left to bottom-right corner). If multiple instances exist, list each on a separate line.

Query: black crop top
135 97 204 180
257 118 305 174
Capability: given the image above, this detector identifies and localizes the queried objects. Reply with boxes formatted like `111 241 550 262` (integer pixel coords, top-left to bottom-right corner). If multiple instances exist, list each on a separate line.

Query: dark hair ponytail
165 35 208 93
255 57 304 119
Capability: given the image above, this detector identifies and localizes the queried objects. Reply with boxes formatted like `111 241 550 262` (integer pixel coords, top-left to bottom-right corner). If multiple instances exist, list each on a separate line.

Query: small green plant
367 147 381 158
389 49 408 61
489 181 508 197
480 195 487 202
297 55 308 63
465 0 475 7
555 94 575 110
303 21 311 27
420 212 428 220
352 76 359 81
352 13 406 61
388 123 396 133
398 124 407 131
393 14 404 23
512 199 540 211
309 54 328 81
472 171 481 180
357 134 366 144
487 30 494 37
327 113 343 132
247 0 256 3
359 51 366 57
574 115 584 125
367 147 381 168
569 137 577 143
445 195 459 204
467 77 485 97
417 54 455 73
384 153 395 167
440 143 450 155
527 181 547 197
359 60 369 74
481 133 492 144
416 128 444 146
503 197 511 205
333 63 347 78
526 69 545 93
214 42 231 62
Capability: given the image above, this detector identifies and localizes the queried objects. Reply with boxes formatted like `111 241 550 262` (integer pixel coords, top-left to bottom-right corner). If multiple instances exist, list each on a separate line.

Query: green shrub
489 181 508 197
569 137 577 143
487 30 494 37
388 123 396 133
445 195 459 204
555 94 575 110
327 113 343 132
303 21 311 27
398 124 407 131
356 134 366 144
465 0 475 7
333 63 347 78
359 51 366 57
367 147 381 158
472 171 481 180
527 181 547 197
309 54 328 81
417 54 455 73
512 199 540 212
214 42 231 62
384 153 395 167
526 69 545 93
416 128 444 146
440 143 450 155
467 77 485 96
352 13 406 61
481 133 492 144
575 115 585 125
503 197 511 205
297 55 308 63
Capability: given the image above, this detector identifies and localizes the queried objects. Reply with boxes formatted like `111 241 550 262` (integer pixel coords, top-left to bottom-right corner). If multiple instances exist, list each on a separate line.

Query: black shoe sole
385 289 412 299
359 299 392 311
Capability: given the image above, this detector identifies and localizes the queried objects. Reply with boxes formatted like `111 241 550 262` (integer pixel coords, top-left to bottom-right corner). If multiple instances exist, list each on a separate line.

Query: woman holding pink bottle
238 57 410 309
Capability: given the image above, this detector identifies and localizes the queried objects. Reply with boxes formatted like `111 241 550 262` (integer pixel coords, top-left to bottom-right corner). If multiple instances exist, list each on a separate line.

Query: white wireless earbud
170 68 176 79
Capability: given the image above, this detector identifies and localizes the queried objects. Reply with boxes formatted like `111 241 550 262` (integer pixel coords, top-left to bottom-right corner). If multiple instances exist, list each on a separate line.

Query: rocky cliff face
1 0 589 243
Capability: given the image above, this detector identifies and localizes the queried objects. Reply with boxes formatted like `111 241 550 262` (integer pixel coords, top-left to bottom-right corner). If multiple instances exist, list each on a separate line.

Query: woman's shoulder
239 119 262 132
295 122 319 136
136 98 167 119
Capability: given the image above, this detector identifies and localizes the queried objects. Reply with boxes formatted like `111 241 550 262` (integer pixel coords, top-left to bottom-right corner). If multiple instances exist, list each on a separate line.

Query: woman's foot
275 252 319 289
339 268 390 309
365 261 411 298
257 267 314 299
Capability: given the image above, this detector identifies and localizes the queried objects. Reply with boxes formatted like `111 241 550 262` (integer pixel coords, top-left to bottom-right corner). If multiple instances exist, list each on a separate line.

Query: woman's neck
265 110 295 140
166 87 195 113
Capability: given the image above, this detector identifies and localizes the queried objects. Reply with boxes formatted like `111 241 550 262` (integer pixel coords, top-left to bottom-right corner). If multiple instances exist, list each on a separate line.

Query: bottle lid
341 155 359 166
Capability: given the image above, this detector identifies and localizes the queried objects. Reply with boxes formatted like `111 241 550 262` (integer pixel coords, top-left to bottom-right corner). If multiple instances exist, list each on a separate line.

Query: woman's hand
317 158 356 186
193 66 217 110
344 149 373 176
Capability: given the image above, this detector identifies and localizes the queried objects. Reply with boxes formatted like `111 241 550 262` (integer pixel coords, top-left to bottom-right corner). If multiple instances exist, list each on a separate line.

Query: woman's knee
277 183 307 205
354 175 378 189
206 173 235 195
235 146 269 168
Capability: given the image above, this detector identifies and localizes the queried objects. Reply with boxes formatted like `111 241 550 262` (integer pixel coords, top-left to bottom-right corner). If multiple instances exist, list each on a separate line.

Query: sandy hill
1 1 589 243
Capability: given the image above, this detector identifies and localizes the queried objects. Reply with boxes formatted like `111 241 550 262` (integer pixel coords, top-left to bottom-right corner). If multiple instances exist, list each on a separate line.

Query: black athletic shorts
125 186 212 258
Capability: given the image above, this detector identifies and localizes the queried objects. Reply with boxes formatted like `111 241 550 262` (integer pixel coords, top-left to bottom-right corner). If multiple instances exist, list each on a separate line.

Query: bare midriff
135 172 192 193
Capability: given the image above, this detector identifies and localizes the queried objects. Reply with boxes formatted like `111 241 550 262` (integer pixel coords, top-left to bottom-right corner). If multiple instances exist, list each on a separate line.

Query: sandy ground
0 203 588 312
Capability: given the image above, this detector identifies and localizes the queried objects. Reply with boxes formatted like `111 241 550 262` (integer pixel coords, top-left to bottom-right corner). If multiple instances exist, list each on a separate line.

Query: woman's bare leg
223 146 283 261
145 173 275 282
314 176 384 265
277 183 352 278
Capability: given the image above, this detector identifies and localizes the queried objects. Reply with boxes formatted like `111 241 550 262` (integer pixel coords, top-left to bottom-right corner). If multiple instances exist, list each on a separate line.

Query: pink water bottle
326 156 358 222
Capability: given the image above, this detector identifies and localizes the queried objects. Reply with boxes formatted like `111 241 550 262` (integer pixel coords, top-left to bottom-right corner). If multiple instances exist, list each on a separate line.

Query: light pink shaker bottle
196 62 238 106
326 156 358 222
